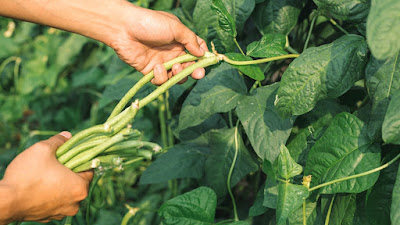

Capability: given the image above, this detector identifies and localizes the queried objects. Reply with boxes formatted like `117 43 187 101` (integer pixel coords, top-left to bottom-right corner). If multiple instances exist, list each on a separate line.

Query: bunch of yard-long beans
55 50 299 172
55 52 220 172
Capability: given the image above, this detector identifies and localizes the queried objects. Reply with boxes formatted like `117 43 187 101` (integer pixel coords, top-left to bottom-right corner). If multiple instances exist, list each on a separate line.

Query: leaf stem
222 54 299 65
303 14 318 52
227 121 241 221
329 18 349 35
309 153 400 192
286 46 299 55
325 195 335 225
234 38 245 55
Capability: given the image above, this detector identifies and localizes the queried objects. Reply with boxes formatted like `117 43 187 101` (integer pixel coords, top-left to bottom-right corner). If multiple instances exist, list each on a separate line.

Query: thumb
41 131 72 154
175 25 205 57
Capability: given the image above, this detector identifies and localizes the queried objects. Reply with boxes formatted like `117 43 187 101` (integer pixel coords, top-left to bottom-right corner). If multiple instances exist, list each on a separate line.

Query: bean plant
1 0 400 225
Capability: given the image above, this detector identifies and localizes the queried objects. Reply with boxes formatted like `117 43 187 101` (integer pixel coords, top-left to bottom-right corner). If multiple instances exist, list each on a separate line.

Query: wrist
0 180 19 224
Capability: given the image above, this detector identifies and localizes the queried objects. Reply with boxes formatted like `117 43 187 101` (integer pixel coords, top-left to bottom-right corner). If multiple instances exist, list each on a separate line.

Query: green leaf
392 164 400 224
366 152 399 225
288 200 318 225
382 91 400 144
305 112 381 194
211 0 237 37
262 178 279 209
246 33 288 58
287 99 349 165
249 183 269 216
278 144 303 180
236 83 294 163
177 63 247 132
224 53 265 81
365 52 400 140
193 0 255 52
174 114 228 142
204 128 258 197
251 0 305 35
275 35 368 118
276 183 309 224
158 187 217 225
367 0 400 60
329 194 357 225
139 142 209 184
313 0 370 22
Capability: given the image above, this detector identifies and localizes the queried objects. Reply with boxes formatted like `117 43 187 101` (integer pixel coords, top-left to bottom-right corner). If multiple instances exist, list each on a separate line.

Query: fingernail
59 131 72 139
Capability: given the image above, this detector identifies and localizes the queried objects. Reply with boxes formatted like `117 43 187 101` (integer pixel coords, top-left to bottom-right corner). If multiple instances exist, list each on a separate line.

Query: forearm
0 180 17 225
0 0 134 46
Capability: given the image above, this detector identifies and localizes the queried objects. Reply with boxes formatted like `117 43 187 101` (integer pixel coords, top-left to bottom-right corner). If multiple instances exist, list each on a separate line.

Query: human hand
0 132 93 223
110 4 209 85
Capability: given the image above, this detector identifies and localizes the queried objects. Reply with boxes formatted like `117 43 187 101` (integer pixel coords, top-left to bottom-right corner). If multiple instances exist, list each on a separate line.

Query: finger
177 76 188 84
152 64 168 85
77 170 94 182
197 36 209 52
172 63 183 75
175 25 205 57
41 131 71 153
191 67 206 80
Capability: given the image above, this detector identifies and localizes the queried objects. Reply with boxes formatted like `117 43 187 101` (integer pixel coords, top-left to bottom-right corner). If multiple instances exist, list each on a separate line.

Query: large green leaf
224 53 265 81
177 63 247 132
275 35 368 118
392 164 400 224
158 187 217 225
329 194 357 225
305 112 381 194
313 0 370 22
366 153 399 225
236 83 294 163
287 100 349 166
276 183 309 224
249 183 269 216
246 33 288 58
288 200 318 225
262 178 279 209
193 0 255 52
382 91 400 144
211 0 237 37
367 0 400 60
277 144 303 180
251 0 305 35
365 52 400 140
204 128 258 197
139 142 209 184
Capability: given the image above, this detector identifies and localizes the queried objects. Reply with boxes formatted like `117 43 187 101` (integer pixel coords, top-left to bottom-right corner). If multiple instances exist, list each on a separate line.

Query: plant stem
139 53 218 108
0 56 20 92
165 91 174 147
325 195 335 225
158 94 168 148
329 18 349 35
234 38 245 55
222 54 299 66
227 122 240 222
86 174 102 225
286 46 299 54
309 153 400 192
303 198 307 225
64 216 72 225
303 14 318 52
107 54 200 121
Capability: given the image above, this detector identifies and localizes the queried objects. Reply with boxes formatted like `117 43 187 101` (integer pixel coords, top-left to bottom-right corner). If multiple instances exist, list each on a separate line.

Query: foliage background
1 0 400 224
